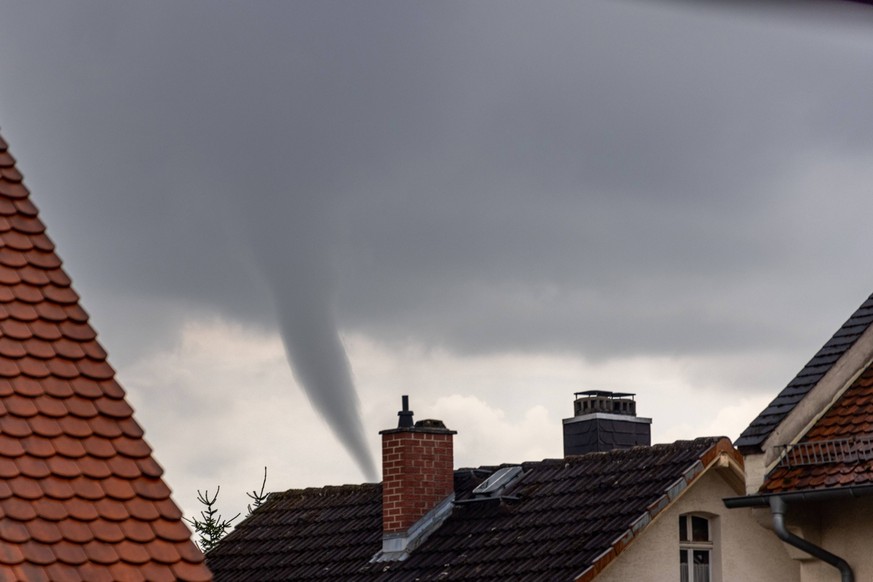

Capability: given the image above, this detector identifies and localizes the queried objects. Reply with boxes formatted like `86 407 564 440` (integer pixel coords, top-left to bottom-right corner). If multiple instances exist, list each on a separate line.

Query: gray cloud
2 0 873 474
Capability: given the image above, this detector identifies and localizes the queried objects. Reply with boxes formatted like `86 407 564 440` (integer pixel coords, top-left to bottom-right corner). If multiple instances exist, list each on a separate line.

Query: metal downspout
768 496 853 582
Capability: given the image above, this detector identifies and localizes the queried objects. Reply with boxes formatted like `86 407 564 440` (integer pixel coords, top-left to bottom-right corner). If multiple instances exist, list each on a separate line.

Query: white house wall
593 468 798 582
792 496 873 582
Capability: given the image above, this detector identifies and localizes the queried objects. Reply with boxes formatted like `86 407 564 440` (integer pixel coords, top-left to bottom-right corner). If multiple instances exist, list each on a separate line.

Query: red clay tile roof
0 130 211 581
206 437 735 582
761 363 873 494
736 292 873 452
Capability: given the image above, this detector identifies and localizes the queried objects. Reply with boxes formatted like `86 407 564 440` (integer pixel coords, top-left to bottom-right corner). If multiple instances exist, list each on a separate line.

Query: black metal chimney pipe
397 395 414 428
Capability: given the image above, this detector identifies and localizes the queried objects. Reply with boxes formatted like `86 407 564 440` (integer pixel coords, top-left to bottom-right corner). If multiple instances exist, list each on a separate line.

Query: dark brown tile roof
761 363 873 494
207 437 734 582
735 292 873 453
0 130 211 581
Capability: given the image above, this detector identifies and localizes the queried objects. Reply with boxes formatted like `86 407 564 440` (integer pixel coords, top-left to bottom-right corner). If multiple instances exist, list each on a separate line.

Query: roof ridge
0 129 211 580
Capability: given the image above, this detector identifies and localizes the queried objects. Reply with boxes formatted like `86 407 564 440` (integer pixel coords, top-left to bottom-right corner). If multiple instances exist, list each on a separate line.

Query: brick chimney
375 396 456 560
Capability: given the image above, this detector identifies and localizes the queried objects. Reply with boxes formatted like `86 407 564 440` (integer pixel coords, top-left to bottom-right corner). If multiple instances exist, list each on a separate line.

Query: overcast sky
2 0 873 520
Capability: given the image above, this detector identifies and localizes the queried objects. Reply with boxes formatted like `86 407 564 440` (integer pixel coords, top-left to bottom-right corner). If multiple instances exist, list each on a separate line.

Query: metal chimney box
563 390 651 456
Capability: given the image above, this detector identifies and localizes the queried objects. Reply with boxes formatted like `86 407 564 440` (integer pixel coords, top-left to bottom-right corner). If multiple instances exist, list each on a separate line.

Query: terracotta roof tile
172 560 214 582
33 395 68 418
45 562 84 582
54 338 86 359
762 364 873 494
128 497 162 521
0 356 20 377
46 357 79 379
78 457 112 480
152 519 195 543
19 356 51 378
122 520 158 544
90 520 126 544
0 520 30 544
0 267 18 286
10 476 45 500
25 338 56 358
58 520 94 544
45 268 70 287
3 498 38 521
109 562 147 582
64 397 99 419
53 541 89 565
28 320 62 341
21 435 57 458
143 565 179 582
0 130 210 579
39 478 74 501
14 457 50 479
136 456 164 479
0 542 26 565
82 437 116 459
34 302 67 322
0 434 26 457
116 540 151 564
69 376 103 398
27 520 63 544
29 416 64 438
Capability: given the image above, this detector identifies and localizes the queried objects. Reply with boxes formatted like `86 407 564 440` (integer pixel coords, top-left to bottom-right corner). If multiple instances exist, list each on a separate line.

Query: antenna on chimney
397 395 414 428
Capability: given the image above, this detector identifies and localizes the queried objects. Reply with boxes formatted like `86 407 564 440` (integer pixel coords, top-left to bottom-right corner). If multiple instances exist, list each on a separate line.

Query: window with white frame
679 514 712 582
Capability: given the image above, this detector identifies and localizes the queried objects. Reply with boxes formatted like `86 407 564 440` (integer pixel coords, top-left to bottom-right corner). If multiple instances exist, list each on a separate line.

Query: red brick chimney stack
380 396 456 537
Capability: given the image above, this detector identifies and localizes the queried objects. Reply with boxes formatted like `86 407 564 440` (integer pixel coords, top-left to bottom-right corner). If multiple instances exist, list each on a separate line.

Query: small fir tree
246 467 269 515
185 487 240 553
186 467 269 552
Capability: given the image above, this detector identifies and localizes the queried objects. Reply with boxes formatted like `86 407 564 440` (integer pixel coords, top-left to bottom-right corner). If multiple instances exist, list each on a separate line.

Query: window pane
693 550 711 582
679 516 688 541
691 516 709 541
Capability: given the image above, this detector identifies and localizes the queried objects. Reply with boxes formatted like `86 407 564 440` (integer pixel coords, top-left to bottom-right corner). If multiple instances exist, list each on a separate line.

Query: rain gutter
724 485 873 582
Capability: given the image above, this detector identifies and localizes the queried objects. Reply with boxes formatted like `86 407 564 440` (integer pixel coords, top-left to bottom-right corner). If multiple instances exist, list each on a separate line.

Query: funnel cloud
2 1 873 489
270 279 377 482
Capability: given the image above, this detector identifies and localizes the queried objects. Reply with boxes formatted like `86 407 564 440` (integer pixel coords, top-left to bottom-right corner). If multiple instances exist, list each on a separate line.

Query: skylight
472 466 523 497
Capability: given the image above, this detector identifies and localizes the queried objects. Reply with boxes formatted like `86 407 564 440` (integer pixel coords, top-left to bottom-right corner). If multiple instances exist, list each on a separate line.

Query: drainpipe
768 496 853 582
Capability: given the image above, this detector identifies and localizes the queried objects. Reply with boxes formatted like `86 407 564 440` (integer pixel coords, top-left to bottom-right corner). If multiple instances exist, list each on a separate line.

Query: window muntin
679 515 712 582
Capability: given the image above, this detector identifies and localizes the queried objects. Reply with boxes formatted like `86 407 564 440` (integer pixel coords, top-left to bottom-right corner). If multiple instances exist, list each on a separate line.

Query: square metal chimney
563 390 651 456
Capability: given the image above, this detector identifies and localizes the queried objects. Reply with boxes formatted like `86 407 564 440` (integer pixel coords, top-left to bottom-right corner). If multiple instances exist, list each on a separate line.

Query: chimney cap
380 395 457 435
574 390 635 400
414 419 446 430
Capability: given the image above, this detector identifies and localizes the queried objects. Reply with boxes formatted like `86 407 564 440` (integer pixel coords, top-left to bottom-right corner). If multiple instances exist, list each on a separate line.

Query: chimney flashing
371 493 455 562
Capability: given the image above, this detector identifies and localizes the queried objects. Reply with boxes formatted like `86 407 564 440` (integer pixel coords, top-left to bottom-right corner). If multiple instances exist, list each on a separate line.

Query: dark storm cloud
2 1 873 472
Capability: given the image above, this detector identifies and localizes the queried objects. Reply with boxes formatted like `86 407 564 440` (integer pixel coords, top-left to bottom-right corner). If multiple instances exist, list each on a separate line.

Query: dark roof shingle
207 437 732 582
0 130 211 580
736 293 873 452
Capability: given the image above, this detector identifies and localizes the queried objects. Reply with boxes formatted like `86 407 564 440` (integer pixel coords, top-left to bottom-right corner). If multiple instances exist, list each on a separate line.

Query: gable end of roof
573 437 739 582
736 293 873 453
